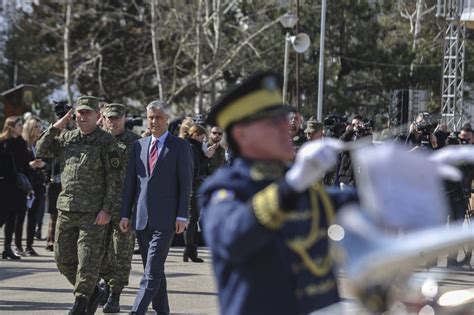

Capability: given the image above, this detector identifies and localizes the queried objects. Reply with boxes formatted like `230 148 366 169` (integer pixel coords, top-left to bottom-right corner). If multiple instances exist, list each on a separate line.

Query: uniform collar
235 157 287 181
79 126 100 141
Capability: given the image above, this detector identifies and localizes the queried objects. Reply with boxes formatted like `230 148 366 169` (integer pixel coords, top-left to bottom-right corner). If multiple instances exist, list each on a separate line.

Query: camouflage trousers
99 215 135 294
55 210 106 298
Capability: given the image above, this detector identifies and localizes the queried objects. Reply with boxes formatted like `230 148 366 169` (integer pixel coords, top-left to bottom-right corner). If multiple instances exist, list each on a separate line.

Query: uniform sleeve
201 187 275 263
36 125 63 158
120 141 138 219
177 140 193 219
102 139 122 214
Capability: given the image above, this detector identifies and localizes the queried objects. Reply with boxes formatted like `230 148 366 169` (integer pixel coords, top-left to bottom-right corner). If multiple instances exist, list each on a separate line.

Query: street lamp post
279 13 310 106
317 0 327 121
280 13 298 105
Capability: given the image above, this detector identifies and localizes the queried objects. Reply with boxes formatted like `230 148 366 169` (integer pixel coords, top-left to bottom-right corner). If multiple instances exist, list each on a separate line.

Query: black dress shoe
2 248 21 260
447 258 465 268
69 296 88 315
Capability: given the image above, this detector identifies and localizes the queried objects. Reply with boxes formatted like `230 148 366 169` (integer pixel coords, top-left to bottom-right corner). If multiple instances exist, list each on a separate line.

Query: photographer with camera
337 115 373 189
444 126 474 267
406 113 438 150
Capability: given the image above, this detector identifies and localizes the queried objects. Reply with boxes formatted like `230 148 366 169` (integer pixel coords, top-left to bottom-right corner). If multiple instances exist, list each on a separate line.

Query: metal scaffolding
439 0 466 130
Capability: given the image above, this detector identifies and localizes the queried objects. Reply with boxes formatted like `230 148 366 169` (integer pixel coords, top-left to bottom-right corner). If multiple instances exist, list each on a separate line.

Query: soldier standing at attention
200 72 358 315
36 96 122 315
99 103 140 313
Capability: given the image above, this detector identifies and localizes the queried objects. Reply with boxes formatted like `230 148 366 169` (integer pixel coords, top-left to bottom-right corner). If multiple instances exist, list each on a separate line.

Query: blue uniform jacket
199 158 358 315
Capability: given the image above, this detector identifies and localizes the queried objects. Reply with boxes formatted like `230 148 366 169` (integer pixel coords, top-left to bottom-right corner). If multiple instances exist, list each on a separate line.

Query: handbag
16 172 32 193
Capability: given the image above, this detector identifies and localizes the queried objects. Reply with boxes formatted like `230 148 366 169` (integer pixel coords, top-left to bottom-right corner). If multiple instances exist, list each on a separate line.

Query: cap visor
75 105 95 112
104 111 122 118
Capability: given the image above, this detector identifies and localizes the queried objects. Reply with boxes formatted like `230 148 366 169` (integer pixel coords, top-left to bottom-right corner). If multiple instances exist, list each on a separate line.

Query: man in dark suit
119 100 193 315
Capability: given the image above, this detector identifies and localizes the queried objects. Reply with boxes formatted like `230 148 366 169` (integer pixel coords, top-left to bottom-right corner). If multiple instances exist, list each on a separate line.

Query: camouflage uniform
100 126 140 294
36 101 121 300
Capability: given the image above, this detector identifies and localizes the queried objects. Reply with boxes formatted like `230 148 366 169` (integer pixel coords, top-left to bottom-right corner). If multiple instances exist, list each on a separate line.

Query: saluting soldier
36 96 122 315
199 72 357 315
99 103 141 313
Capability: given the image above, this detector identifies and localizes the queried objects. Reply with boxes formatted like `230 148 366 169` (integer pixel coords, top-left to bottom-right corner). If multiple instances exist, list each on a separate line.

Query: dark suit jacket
121 133 193 231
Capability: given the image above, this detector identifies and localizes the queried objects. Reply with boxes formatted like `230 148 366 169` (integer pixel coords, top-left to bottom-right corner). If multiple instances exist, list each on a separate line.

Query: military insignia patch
108 152 121 169
210 189 235 205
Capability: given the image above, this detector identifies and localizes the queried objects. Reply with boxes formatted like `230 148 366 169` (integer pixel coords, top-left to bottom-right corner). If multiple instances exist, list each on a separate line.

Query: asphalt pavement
0 214 219 314
1 214 474 314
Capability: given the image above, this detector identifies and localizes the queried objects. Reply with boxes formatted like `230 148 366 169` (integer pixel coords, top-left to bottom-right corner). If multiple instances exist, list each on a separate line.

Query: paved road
1 215 474 314
0 214 219 314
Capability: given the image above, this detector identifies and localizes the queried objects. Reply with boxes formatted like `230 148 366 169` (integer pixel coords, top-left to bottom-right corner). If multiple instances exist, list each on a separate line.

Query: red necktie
149 139 158 173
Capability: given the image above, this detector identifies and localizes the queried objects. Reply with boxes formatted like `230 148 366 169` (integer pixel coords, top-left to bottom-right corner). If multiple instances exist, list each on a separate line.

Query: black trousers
184 192 200 246
15 184 45 249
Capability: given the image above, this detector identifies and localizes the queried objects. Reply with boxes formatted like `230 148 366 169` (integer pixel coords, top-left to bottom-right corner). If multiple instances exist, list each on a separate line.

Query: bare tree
63 0 73 105
150 0 165 100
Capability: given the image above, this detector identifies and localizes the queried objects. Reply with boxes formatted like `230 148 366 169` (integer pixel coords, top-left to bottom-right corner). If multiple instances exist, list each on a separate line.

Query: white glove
286 138 345 192
429 145 474 166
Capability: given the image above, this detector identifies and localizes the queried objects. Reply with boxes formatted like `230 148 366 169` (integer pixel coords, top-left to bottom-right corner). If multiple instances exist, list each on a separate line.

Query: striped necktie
149 139 158 173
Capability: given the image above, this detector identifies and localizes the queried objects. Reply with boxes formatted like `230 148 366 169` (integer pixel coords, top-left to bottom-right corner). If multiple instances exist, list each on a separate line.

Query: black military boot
69 296 88 315
103 290 121 313
98 281 110 306
86 284 107 315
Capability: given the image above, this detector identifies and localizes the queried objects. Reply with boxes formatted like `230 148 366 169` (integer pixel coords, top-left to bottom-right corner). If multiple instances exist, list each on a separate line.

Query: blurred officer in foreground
99 103 141 313
36 96 122 315
200 72 358 315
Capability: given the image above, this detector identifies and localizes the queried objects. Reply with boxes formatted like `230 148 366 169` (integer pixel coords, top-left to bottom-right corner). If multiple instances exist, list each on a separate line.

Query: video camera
414 113 436 136
125 115 143 131
413 113 437 148
53 100 73 119
446 131 469 145
353 119 373 139
324 114 347 138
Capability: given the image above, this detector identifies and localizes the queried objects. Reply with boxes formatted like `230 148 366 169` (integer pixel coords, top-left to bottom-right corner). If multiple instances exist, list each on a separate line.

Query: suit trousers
133 225 174 315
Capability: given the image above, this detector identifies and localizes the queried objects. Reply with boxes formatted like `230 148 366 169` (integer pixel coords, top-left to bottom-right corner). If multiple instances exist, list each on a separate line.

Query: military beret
304 117 324 133
75 96 100 112
206 71 290 129
104 103 126 118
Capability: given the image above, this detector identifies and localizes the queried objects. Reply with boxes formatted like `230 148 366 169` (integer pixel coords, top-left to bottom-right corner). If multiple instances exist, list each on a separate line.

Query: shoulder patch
108 151 121 169
210 189 235 205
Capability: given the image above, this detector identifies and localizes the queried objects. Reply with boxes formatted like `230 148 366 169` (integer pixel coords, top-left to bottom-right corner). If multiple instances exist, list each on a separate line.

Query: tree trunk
412 0 423 51
64 0 72 105
210 0 221 105
195 0 204 114
150 0 165 100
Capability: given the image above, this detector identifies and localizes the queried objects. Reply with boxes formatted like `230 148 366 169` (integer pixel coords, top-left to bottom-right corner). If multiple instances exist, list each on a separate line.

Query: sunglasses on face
211 131 223 135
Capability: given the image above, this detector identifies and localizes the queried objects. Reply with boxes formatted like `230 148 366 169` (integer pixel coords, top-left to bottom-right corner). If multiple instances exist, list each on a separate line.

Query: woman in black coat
18 117 46 256
0 116 31 260
183 124 208 262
